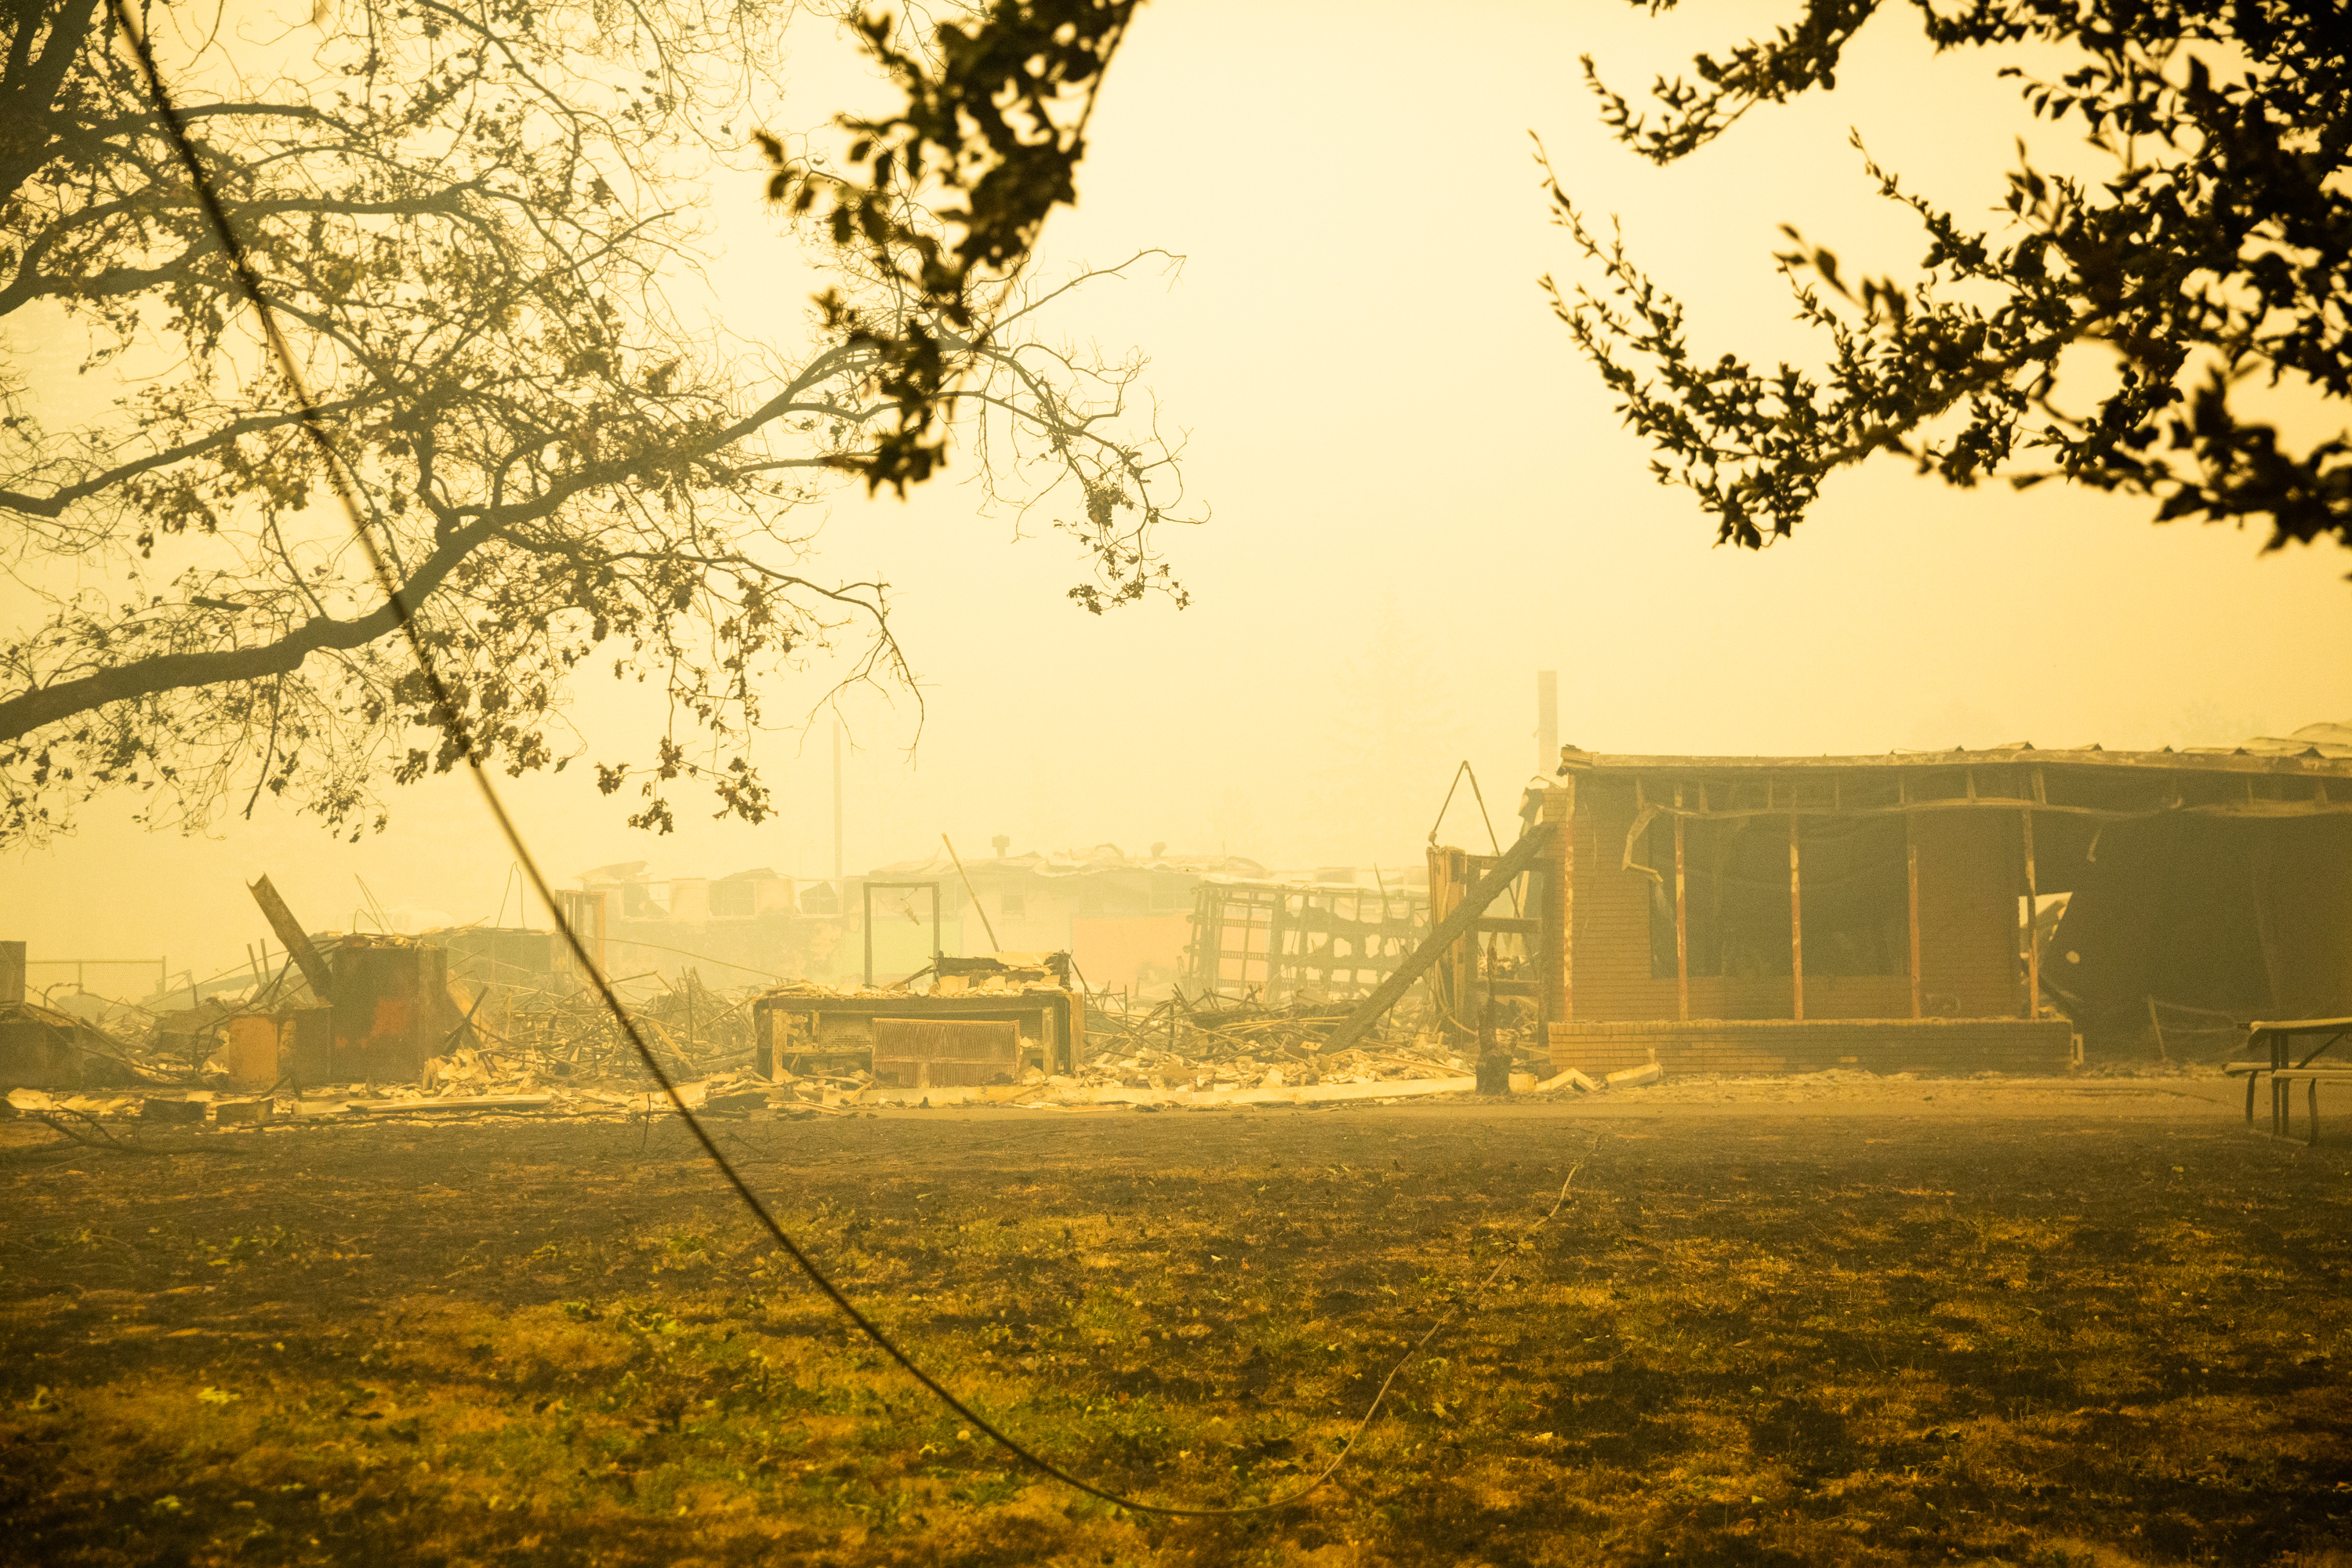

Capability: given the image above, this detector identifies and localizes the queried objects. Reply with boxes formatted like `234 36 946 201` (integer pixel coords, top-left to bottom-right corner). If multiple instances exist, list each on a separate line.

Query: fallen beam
248 875 336 1002
1319 822 1554 1056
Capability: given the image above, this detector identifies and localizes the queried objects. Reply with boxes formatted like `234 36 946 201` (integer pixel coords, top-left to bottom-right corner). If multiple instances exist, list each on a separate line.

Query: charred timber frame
1183 881 1428 1003
248 874 335 1001
1325 822 1555 1054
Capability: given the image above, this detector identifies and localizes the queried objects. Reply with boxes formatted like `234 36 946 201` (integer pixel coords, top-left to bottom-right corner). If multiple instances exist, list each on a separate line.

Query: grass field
3 1079 2348 1566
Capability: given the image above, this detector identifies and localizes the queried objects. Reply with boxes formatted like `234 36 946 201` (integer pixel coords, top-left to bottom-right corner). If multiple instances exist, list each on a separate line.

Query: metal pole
2023 807 2039 1021
832 720 844 894
1907 819 1923 1019
942 834 1002 952
1673 786 1689 1022
1788 812 1804 1022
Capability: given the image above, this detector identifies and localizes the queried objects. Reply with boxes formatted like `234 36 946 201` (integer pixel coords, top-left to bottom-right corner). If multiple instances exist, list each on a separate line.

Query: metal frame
2234 1018 2352 1143
862 880 942 988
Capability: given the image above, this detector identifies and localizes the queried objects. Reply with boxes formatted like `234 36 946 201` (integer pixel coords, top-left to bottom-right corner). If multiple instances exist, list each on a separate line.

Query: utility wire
106 2 1589 1515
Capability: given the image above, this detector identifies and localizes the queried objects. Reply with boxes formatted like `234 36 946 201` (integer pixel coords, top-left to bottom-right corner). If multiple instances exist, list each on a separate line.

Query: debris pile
1073 993 1478 1093
2 876 1668 1136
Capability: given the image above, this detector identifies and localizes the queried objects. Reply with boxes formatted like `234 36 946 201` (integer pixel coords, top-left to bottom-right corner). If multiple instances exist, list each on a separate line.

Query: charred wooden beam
1320 823 1553 1055
247 875 335 1002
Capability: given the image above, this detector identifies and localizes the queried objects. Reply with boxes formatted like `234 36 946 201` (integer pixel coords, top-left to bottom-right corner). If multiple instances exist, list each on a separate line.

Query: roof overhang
1561 746 2352 779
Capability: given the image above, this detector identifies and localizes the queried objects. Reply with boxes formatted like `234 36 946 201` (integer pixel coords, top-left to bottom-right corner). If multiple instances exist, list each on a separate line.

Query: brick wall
1570 779 1659 1021
1568 779 2031 1025
1548 1018 2077 1076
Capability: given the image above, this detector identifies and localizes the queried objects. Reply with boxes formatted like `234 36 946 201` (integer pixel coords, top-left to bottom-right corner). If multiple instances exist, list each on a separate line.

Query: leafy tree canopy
0 0 1181 846
1544 0 2350 555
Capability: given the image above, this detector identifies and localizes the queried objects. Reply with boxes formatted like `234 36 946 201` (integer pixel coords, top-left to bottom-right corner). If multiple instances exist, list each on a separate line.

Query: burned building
559 848 1266 994
573 862 845 986
861 845 1267 994
752 954 1087 1088
0 942 139 1091
1536 730 2352 1076
1180 877 1430 1004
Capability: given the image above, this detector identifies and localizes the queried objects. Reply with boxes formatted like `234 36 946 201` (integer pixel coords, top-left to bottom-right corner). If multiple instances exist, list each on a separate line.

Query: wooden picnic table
2224 1017 2352 1146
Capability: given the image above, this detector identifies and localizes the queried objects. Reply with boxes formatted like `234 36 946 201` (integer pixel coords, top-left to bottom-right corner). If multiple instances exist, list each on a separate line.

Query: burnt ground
2 1076 2348 1566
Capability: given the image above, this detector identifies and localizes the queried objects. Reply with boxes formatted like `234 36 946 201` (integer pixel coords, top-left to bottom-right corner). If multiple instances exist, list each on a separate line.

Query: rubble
3 965 1544 1127
0 1000 150 1090
1072 993 1479 1094
2 883 1575 1133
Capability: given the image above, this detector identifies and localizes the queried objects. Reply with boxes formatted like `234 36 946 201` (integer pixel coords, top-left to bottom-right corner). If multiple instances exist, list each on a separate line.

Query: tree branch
0 515 497 742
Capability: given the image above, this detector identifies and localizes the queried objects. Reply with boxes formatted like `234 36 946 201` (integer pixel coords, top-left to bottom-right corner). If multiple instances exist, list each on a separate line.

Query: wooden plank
1426 844 1467 1035
1186 884 1221 996
1321 823 1555 1054
248 875 336 1002
1262 891 1290 1003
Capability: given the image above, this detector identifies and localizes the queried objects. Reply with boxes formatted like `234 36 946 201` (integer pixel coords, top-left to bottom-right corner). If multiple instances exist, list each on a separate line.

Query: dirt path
3 1073 2346 1566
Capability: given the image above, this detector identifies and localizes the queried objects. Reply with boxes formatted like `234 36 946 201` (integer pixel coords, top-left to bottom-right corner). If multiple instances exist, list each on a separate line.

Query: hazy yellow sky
9 2 2350 992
